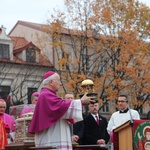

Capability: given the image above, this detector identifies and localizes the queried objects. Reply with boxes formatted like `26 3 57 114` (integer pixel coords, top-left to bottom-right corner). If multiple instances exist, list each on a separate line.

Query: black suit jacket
82 113 110 145
73 120 84 144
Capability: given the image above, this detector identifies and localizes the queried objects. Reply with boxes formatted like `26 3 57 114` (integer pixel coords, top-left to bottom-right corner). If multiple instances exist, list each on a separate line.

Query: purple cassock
29 87 72 133
0 113 16 133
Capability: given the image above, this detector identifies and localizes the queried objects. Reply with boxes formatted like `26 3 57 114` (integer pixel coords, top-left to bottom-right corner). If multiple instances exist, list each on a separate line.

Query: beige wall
0 63 50 103
8 22 150 118
9 24 55 68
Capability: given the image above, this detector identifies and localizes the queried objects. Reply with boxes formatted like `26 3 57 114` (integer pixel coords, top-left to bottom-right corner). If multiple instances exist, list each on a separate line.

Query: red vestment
0 118 8 148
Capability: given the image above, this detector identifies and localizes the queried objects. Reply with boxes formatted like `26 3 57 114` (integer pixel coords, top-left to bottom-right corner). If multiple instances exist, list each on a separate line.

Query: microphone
128 102 134 125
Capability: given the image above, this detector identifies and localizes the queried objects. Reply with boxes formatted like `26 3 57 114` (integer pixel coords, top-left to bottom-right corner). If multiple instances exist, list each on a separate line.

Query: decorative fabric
0 118 8 148
133 120 150 150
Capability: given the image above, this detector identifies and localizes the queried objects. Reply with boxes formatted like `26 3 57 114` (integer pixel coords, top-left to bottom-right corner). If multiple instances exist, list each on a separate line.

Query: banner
133 120 150 150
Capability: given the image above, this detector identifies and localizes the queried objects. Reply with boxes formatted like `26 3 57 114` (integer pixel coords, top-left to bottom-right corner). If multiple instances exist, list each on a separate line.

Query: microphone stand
128 104 134 150
128 107 134 125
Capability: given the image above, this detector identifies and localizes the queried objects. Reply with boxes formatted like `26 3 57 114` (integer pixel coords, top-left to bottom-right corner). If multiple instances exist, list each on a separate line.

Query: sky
1 0 150 34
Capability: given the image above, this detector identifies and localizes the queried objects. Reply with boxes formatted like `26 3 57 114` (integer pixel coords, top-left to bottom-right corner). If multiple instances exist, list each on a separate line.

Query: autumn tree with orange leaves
39 0 150 113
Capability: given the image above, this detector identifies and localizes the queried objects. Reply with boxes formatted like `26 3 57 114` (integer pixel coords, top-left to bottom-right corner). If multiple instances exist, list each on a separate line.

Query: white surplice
107 109 140 133
35 99 82 150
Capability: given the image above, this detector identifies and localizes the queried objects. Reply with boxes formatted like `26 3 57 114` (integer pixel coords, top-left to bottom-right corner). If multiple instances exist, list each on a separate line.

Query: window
26 48 36 62
27 87 37 104
102 102 110 113
81 53 90 71
100 56 107 74
61 51 70 70
139 107 143 114
147 111 150 119
0 44 9 59
0 86 10 113
102 98 110 113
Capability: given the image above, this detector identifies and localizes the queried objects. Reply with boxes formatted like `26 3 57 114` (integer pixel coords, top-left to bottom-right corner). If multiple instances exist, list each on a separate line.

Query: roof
9 20 71 35
8 20 102 39
10 36 40 53
10 36 29 50
6 36 53 67
9 20 43 35
0 57 53 68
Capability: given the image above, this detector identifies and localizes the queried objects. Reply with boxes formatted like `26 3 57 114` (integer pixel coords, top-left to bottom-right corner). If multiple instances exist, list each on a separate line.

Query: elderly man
29 71 93 150
0 99 16 144
20 92 39 117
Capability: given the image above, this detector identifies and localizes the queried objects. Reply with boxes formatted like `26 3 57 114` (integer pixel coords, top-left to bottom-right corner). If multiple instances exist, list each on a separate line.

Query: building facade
8 21 150 119
0 25 54 113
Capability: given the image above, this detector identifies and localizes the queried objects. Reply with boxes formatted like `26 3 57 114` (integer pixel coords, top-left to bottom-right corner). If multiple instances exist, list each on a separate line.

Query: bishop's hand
81 92 95 105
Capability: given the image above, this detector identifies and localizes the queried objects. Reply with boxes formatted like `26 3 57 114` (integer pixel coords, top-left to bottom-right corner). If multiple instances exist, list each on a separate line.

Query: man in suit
82 101 109 149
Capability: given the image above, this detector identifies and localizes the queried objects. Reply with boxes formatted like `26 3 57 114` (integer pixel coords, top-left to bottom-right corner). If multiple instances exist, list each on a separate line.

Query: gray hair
31 95 38 101
42 73 56 85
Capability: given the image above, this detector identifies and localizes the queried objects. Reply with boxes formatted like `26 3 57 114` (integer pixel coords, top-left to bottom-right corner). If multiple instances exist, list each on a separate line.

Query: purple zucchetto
0 99 5 103
43 71 55 79
31 92 39 97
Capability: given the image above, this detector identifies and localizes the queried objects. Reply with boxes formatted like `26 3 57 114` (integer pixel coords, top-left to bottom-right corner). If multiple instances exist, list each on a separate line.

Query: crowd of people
0 70 141 150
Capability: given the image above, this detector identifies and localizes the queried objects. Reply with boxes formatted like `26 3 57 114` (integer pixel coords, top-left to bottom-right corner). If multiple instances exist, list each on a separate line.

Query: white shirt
107 109 140 134
91 113 99 121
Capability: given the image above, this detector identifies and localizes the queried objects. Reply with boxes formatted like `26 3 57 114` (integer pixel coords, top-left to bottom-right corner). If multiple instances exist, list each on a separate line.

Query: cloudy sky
1 0 65 34
1 0 150 34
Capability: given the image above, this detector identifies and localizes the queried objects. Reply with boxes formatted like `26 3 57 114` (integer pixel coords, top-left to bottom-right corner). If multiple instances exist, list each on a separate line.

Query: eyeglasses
117 101 127 103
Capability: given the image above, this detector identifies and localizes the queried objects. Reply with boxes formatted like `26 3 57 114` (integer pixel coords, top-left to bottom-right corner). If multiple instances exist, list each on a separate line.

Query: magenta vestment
29 88 72 133
0 113 16 132
20 105 35 117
